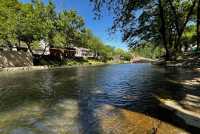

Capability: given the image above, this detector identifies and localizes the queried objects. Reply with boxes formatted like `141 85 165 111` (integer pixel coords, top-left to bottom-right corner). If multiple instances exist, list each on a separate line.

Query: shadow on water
0 64 200 134
0 67 103 134
91 65 200 133
78 88 102 134
142 66 200 133
153 67 200 110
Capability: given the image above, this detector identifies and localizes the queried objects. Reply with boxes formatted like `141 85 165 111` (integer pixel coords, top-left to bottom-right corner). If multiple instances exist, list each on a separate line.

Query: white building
74 47 95 58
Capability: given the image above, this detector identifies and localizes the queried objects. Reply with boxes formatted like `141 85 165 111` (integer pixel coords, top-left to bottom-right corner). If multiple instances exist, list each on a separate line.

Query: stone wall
0 51 33 68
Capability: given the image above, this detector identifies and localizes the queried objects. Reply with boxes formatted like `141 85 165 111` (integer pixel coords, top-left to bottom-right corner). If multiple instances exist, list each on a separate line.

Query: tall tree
168 0 197 51
0 0 20 49
16 0 53 54
45 0 57 48
54 10 85 48
90 0 172 58
158 0 169 59
90 0 199 59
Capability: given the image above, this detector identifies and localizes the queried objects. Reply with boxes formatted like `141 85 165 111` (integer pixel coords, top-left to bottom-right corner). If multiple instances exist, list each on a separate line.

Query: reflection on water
0 64 197 134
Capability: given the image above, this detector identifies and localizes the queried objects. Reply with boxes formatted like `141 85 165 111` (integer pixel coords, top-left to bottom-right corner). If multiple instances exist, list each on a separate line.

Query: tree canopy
90 0 200 60
0 0 127 61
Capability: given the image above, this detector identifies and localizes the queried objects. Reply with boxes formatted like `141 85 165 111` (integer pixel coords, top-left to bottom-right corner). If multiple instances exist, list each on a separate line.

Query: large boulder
0 51 33 68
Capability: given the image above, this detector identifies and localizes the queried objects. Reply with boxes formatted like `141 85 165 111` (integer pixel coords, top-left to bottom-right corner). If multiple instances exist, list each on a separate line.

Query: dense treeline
0 0 131 61
91 0 200 60
131 44 164 59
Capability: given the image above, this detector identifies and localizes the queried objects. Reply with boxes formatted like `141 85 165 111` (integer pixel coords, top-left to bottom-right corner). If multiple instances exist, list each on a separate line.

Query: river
0 64 199 134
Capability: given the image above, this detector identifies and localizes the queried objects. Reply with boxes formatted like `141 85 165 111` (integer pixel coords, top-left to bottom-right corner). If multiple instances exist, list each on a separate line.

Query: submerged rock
0 128 3 133
33 121 50 132
10 128 35 134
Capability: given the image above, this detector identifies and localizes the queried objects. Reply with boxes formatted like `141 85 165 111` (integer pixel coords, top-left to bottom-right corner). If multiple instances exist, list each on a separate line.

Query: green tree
15 0 54 54
45 0 57 48
0 0 20 49
54 10 85 48
114 48 132 61
114 48 125 56
131 43 164 59
0 0 121 62
90 0 199 59
168 0 197 52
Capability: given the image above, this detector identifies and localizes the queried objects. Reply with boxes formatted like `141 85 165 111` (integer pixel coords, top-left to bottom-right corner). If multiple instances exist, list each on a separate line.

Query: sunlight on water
95 104 186 134
0 64 197 134
0 99 80 134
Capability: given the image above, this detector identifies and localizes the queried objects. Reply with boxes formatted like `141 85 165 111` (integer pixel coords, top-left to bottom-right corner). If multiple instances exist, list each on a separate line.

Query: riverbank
154 67 200 129
153 53 200 68
0 59 128 73
131 57 156 63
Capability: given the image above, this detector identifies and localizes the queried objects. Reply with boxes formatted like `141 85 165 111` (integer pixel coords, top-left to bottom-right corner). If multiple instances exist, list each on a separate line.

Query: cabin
49 47 95 59
65 47 76 58
49 48 65 60
74 47 95 58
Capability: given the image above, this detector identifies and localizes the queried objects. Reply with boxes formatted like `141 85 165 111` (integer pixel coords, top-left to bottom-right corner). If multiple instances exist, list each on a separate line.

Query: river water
0 64 199 134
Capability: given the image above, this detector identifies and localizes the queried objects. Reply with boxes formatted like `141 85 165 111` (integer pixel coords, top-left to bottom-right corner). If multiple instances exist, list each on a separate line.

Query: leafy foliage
0 0 19 48
0 0 125 61
90 0 200 60
131 43 164 59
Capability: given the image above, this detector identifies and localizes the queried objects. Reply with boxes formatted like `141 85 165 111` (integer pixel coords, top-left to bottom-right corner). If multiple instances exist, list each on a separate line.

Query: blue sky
20 0 128 50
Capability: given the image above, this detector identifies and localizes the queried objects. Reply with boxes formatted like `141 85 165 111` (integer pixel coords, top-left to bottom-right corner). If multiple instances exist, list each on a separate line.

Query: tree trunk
18 39 21 47
41 45 47 56
26 42 33 55
197 0 200 51
158 0 170 59
176 0 197 51
168 0 181 36
168 0 197 52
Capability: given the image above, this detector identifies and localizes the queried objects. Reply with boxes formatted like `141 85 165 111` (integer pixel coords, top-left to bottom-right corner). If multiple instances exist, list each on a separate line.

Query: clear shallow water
0 64 198 134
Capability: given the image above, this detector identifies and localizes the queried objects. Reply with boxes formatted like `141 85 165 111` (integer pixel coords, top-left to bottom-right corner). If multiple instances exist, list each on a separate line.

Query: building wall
74 47 95 58
0 51 33 68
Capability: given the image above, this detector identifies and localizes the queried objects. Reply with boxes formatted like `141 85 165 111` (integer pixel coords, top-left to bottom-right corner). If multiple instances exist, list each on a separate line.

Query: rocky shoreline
152 54 200 68
0 62 112 73
131 57 156 63
0 66 50 72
